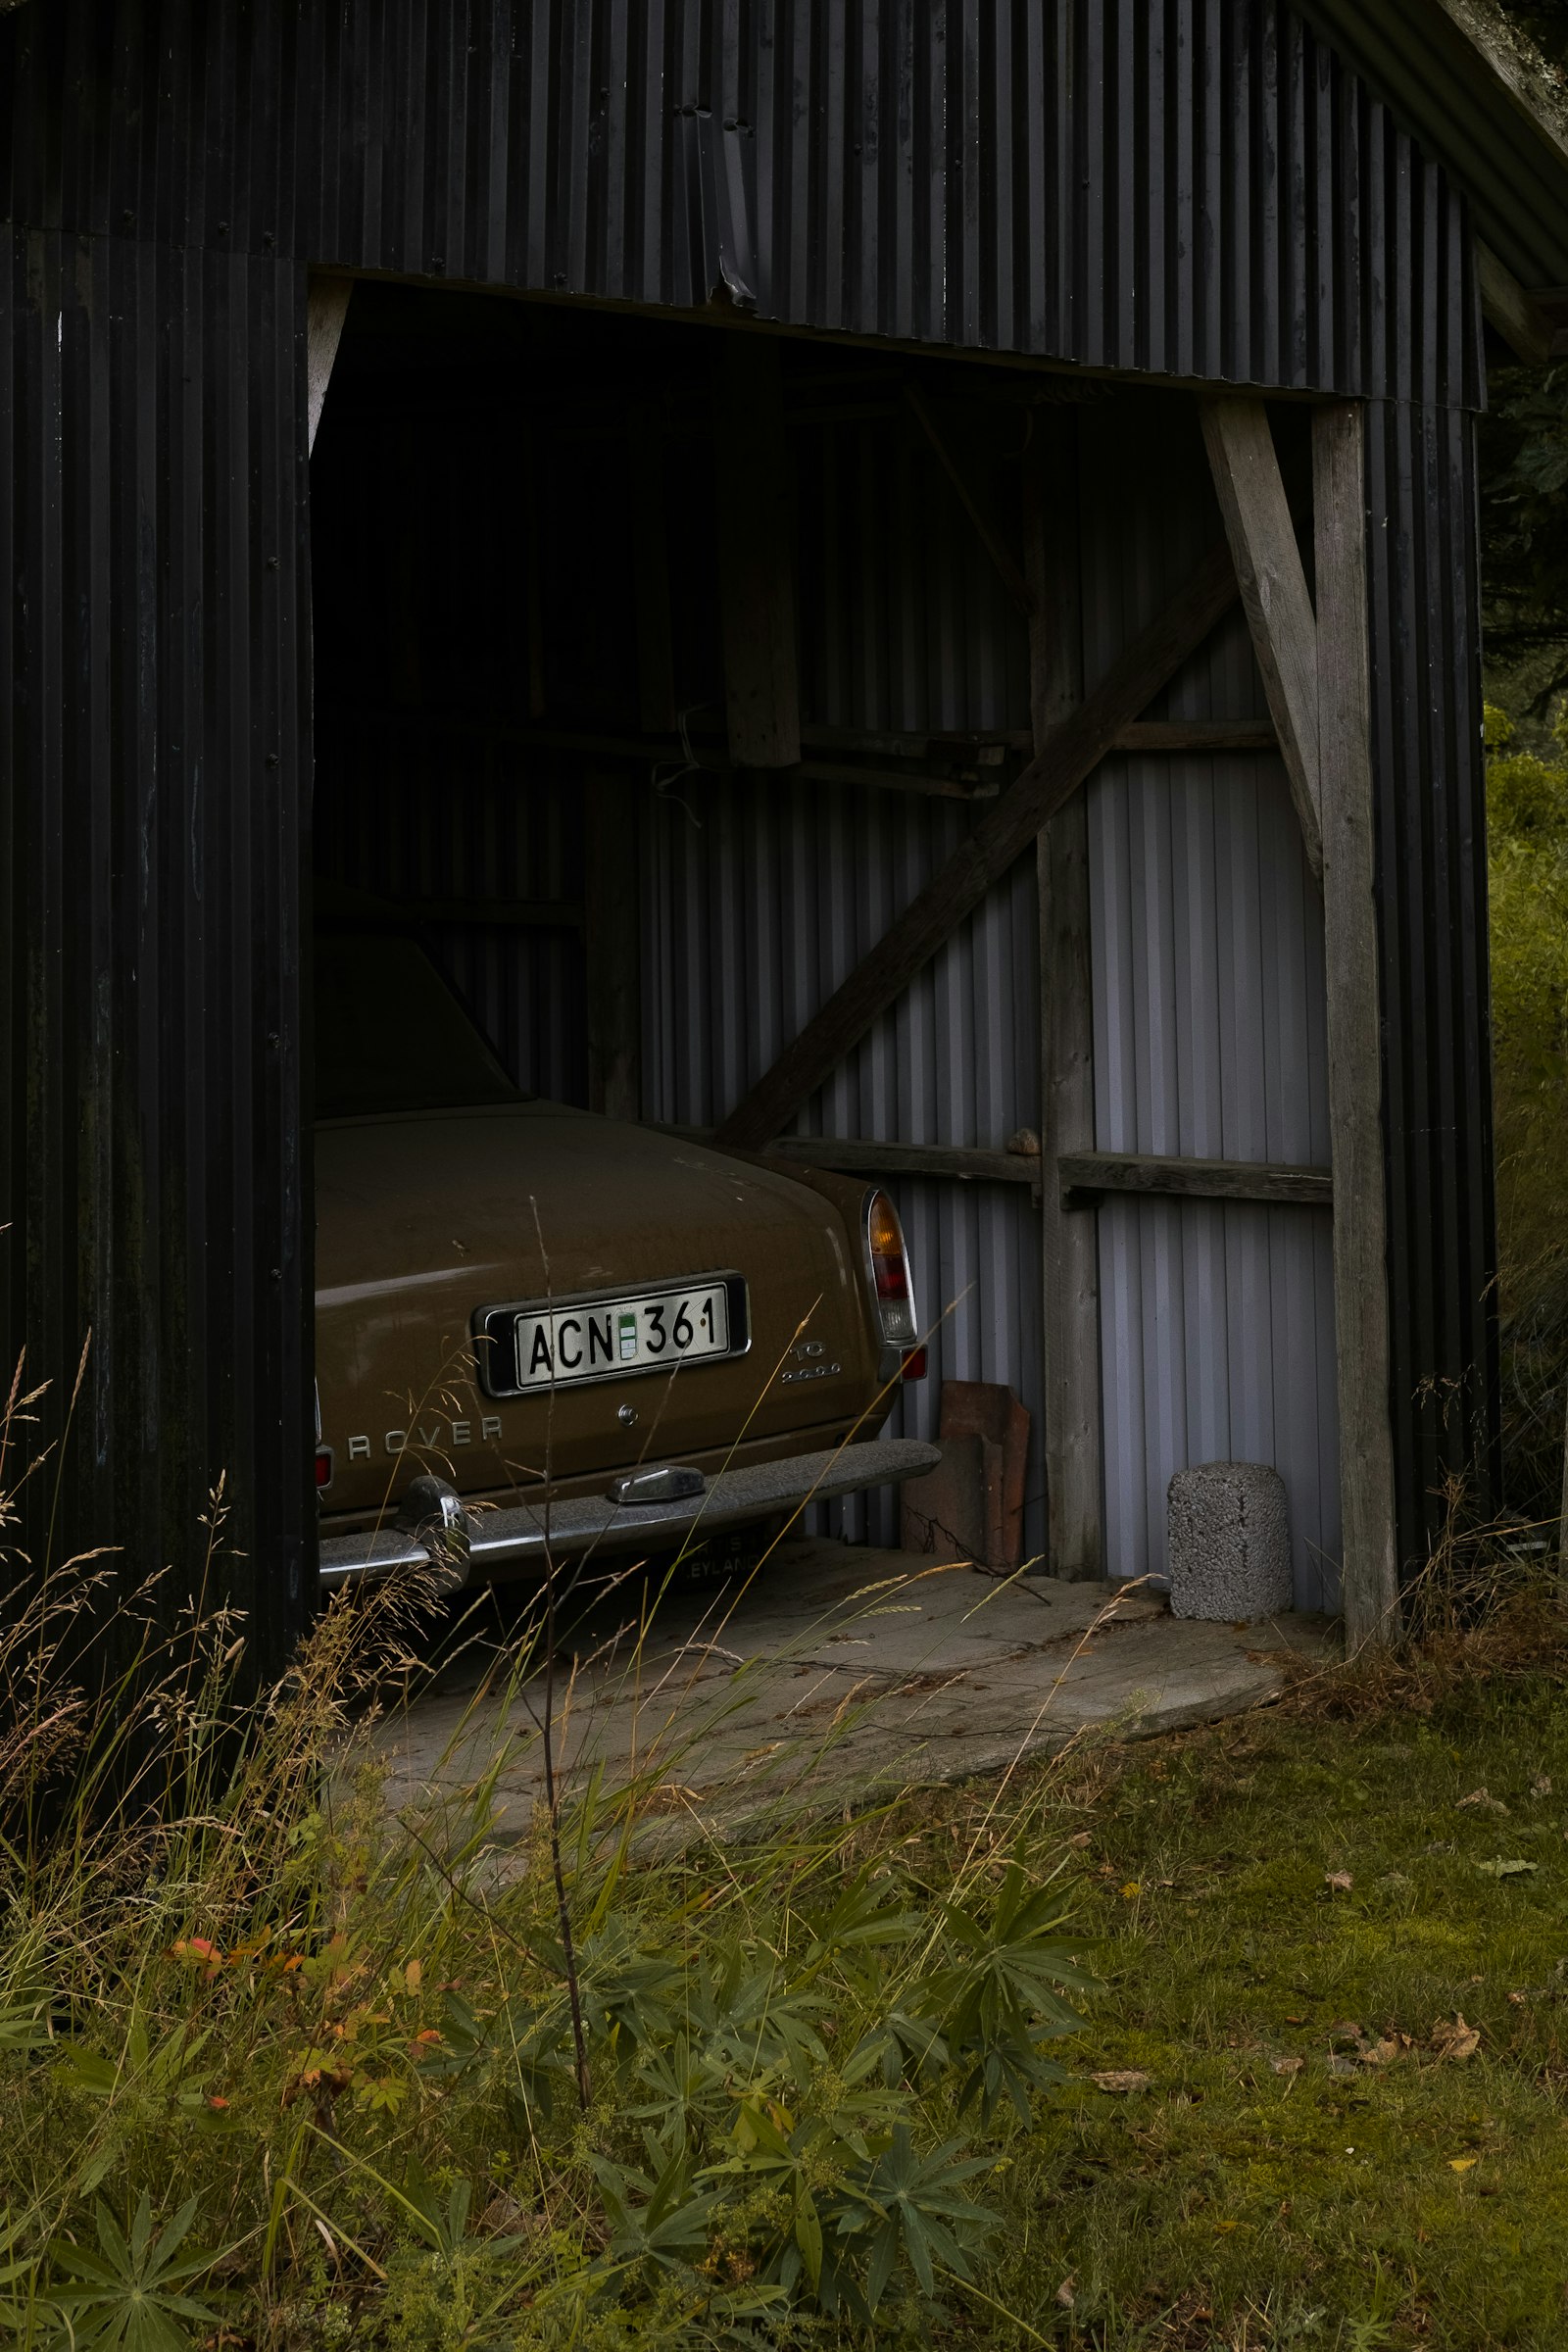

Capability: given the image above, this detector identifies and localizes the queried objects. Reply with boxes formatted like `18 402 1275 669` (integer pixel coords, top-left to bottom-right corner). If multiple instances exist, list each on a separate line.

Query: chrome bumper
317 1437 943 1590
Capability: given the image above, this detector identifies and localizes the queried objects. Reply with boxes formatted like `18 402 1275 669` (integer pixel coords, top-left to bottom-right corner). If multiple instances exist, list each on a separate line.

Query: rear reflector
902 1347 928 1382
315 1447 334 1493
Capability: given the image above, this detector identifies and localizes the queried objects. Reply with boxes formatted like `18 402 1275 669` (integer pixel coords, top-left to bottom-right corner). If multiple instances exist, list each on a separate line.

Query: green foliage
1484 700 1568 1511
0 1541 1088 2350
40 2195 228 2352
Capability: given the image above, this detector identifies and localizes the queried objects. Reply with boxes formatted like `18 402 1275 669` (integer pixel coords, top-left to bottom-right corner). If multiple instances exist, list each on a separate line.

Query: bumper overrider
317 1437 943 1590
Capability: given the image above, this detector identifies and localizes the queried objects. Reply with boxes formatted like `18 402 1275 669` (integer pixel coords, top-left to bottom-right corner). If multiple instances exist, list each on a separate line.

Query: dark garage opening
308 281 1048 1553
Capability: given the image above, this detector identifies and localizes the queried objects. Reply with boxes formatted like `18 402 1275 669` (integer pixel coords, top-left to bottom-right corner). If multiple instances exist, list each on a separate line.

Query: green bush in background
1486 699 1568 1520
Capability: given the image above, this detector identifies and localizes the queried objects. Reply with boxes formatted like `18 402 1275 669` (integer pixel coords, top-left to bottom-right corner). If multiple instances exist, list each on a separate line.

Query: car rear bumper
316 1436 942 1589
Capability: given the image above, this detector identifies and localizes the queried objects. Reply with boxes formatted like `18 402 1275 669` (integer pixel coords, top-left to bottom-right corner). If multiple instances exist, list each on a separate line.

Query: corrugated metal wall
1365 396 1499 1563
0 230 312 1678
3 0 1481 409
1079 402 1340 1608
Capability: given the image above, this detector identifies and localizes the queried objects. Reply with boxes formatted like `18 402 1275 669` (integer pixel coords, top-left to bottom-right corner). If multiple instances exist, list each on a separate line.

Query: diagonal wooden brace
714 538 1240 1152
1200 397 1323 879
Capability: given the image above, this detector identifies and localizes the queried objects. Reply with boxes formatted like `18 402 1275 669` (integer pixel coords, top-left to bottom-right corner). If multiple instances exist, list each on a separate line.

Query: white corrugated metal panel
644 778 1046 1554
1081 398 1341 1609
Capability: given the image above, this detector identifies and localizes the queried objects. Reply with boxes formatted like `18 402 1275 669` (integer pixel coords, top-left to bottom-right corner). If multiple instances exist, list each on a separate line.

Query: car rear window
314 930 522 1118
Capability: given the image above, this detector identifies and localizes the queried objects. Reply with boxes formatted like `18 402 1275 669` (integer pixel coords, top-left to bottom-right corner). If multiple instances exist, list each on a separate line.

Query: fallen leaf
1457 1788 1510 1815
1271 2055 1303 2077
1431 2015 1481 2063
1068 1831 1093 1849
1448 2157 1478 2173
1477 1858 1538 1878
1324 1871 1353 1893
1055 2278 1077 2309
1533 1776 1553 1798
1091 2069 1152 2093
1508 1989 1527 2006
1356 2033 1407 2067
1326 2054 1358 2078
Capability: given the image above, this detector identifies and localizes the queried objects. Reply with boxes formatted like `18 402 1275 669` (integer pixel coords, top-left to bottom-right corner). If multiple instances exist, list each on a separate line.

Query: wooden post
713 335 801 768
1025 415 1102 1580
1313 403 1401 1648
584 770 643 1122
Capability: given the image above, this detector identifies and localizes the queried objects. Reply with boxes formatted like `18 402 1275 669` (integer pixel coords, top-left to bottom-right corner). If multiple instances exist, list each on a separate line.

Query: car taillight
864 1189 920 1375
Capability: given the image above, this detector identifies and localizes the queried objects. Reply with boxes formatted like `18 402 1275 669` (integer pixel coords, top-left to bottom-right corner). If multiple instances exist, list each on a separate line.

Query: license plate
473 1275 749 1397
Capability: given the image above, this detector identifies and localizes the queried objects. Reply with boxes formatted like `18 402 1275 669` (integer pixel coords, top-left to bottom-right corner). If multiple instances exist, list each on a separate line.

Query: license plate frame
472 1272 751 1399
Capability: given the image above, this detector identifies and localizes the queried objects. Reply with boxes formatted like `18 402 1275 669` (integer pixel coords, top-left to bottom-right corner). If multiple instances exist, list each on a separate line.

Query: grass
11 1562 1568 2350
932 1624 1568 2349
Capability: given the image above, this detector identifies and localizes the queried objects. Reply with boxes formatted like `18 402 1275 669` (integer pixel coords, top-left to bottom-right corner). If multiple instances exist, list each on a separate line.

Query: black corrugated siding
2 0 1482 408
0 1 1502 1624
1365 395 1501 1558
0 230 312 1683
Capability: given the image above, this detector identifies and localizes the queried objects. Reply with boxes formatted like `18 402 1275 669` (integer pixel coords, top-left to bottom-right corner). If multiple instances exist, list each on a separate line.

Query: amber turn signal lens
867 1188 910 1301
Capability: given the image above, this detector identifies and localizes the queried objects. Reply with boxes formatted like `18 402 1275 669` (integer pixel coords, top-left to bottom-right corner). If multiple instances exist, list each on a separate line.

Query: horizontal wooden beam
314 709 1004 801
660 1127 1041 1187
714 536 1241 1152
762 1136 1040 1186
1058 1151 1332 1207
1114 719 1278 753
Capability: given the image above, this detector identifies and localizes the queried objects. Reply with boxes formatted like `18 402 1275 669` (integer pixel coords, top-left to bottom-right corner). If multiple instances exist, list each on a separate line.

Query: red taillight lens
315 1446 334 1493
865 1189 918 1348
902 1346 928 1382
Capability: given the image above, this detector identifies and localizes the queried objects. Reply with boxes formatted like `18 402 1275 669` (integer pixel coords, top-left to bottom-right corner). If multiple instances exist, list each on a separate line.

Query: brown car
312 902 938 1589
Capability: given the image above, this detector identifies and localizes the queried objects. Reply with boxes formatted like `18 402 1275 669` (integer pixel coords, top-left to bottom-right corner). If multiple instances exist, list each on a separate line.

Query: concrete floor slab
371 1539 1334 1848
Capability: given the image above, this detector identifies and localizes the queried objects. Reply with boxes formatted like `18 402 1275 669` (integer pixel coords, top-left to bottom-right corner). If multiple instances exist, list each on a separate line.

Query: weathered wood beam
1200 398 1323 878
1476 241 1556 366
1314 402 1401 1650
307 274 353 455
713 537 1241 1152
714 338 801 768
760 1137 1039 1186
906 384 1033 616
1058 1151 1332 1208
584 771 643 1121
1115 718 1278 753
659 1127 1041 1187
1026 412 1102 1583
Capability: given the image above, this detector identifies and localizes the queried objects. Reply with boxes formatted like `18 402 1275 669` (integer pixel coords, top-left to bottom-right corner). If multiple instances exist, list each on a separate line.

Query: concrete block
1166 1460 1292 1622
